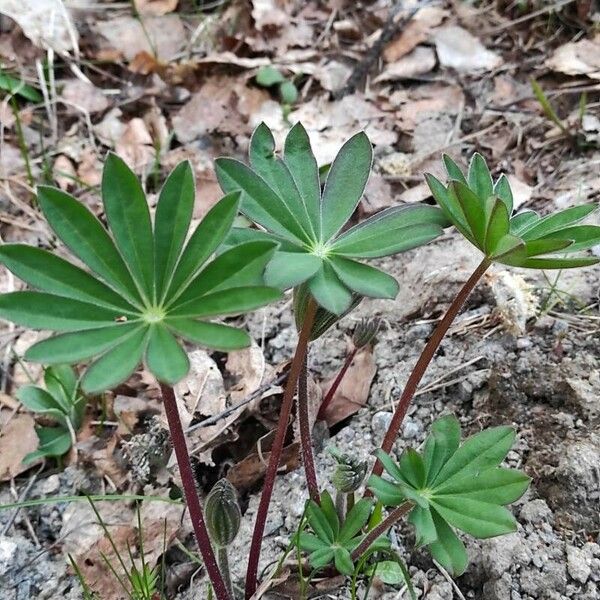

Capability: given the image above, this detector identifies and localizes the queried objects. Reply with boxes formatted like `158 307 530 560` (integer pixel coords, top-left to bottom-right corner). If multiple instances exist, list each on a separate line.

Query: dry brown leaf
433 25 502 72
133 0 178 16
252 0 288 30
77 148 102 187
61 79 109 114
53 155 76 190
375 46 436 82
361 174 394 214
383 6 447 62
95 15 186 62
545 35 600 80
319 347 377 428
0 413 38 480
115 118 154 172
225 339 270 403
1 0 77 53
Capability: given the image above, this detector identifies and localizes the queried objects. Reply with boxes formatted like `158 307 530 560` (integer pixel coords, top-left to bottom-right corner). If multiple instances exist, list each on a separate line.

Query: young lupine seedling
368 415 530 576
17 365 85 463
371 152 600 481
205 479 242 596
0 155 283 600
215 122 449 597
296 490 388 577
329 447 368 519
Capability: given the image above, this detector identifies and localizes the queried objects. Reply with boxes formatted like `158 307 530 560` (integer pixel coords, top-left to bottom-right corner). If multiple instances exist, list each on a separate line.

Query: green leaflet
369 415 530 577
427 154 600 270
264 252 322 289
308 262 353 314
329 256 399 299
2 160 281 392
102 153 155 299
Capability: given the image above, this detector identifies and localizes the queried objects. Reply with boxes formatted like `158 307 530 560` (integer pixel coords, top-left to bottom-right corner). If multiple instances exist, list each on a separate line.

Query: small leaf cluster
216 123 448 315
369 415 530 576
255 66 299 105
0 156 281 394
18 365 84 463
426 153 600 269
297 491 388 575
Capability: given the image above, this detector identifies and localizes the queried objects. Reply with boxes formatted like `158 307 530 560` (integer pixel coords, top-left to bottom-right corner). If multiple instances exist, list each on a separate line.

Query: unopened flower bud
352 317 381 349
329 449 368 493
205 479 241 548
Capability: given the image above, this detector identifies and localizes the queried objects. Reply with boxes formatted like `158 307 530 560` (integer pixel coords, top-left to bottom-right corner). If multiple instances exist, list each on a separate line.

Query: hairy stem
245 298 318 599
316 348 357 421
298 354 320 503
160 383 230 600
218 547 232 597
369 259 490 483
350 502 412 561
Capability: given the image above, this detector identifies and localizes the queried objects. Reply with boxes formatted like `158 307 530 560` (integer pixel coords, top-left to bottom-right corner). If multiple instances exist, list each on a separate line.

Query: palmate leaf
297 491 383 576
426 153 600 270
368 415 530 577
216 123 448 319
0 158 282 394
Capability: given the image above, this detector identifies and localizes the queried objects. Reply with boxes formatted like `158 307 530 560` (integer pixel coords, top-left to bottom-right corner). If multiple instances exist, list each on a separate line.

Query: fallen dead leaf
1 0 77 53
0 413 38 480
507 174 533 210
53 154 76 190
383 6 447 62
61 79 109 114
433 25 502 72
375 46 436 82
115 118 154 172
545 35 600 80
133 0 178 16
225 339 271 403
319 346 377 428
361 174 394 214
94 15 186 62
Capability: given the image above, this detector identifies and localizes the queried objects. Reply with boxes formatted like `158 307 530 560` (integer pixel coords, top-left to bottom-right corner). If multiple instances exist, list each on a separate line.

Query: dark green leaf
505 256 598 270
329 256 399 299
17 386 66 419
399 449 426 489
333 547 354 575
428 510 468 576
423 414 461 485
431 496 517 538
255 66 285 86
320 132 372 241
319 491 340 538
166 192 240 299
339 499 373 544
25 324 141 364
373 449 407 484
308 263 352 315
102 153 154 298
169 286 282 318
442 155 467 184
523 239 572 257
249 124 315 239
521 204 597 240
539 225 600 253
222 226 297 253
215 157 309 244
154 161 195 302
166 318 251 351
145 325 189 384
433 426 515 486
309 547 334 569
0 245 137 312
24 427 71 463
306 501 334 543
467 153 493 201
493 174 513 215
279 80 298 104
37 186 140 304
331 205 446 258
298 532 326 552
510 210 539 235
408 505 436 547
425 174 473 242
450 181 486 245
283 122 321 234
264 252 322 289
171 241 278 306
367 475 406 506
0 70 42 102
0 292 129 331
484 199 510 255
82 328 148 393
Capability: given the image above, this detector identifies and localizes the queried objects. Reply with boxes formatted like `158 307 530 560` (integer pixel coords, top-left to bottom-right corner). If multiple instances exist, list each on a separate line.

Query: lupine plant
1 129 598 600
0 155 282 600
215 122 449 597
18 365 85 463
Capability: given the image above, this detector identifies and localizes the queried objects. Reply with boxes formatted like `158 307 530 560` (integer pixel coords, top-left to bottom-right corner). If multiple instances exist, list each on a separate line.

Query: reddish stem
369 258 490 483
160 383 230 600
298 355 320 503
316 347 357 422
351 502 412 560
245 298 318 599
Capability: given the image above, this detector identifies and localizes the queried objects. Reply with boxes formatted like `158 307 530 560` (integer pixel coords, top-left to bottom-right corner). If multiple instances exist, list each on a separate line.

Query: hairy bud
352 317 381 349
205 479 241 548
329 448 368 493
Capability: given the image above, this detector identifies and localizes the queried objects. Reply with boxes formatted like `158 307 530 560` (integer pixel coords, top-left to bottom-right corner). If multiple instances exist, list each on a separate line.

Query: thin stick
350 502 412 560
245 298 318 599
298 355 320 503
317 347 357 421
370 259 490 483
160 383 230 600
